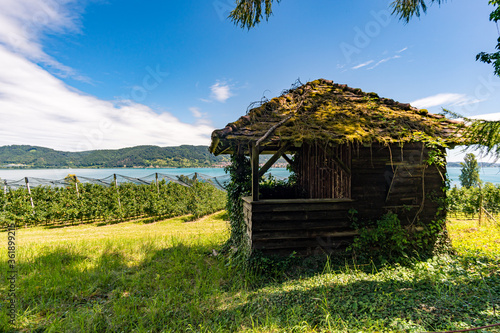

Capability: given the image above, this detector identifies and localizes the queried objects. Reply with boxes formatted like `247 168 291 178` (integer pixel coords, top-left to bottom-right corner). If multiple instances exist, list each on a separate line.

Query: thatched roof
209 79 463 155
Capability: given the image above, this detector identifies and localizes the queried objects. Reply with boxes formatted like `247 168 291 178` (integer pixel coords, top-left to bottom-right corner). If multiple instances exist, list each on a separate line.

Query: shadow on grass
4 241 500 333
220 253 500 331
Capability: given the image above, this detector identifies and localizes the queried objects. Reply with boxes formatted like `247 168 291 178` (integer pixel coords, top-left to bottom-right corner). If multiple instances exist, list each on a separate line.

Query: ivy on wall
223 148 252 263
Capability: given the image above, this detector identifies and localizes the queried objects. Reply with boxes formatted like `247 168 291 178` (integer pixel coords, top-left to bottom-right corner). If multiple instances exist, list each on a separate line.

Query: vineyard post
478 183 483 226
24 177 35 210
156 173 159 194
114 174 122 215
3 179 6 195
75 181 80 198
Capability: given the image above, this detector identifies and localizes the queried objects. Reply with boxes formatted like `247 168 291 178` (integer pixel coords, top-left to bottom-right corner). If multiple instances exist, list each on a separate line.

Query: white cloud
410 93 485 109
397 47 408 53
189 107 211 126
367 55 401 70
0 0 86 79
471 112 500 121
190 107 203 118
352 60 374 70
0 45 214 151
411 93 466 108
210 81 232 102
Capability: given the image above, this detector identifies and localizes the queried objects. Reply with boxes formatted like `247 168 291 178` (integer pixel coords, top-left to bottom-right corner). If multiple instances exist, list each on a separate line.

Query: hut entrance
296 143 351 199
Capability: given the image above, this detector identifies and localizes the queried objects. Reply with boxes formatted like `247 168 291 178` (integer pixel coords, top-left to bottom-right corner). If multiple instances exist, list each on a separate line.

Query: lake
0 167 290 186
0 167 498 188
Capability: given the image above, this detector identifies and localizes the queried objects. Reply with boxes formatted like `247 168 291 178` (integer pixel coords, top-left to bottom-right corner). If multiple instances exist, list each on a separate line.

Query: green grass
1 212 500 332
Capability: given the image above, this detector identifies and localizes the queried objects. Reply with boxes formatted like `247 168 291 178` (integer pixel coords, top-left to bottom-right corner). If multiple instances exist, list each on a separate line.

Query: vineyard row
0 180 227 227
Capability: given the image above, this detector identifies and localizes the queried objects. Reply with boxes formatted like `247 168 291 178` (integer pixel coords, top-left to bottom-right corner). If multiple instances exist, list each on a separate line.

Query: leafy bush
259 174 304 199
447 182 500 217
350 212 449 263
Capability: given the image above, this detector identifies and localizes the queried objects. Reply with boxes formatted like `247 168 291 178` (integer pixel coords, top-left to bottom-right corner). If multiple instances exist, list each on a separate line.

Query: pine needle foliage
464 119 500 158
229 0 280 29
390 0 446 23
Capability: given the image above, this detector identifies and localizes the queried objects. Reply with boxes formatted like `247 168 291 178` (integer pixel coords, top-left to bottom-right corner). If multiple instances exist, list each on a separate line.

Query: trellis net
0 172 288 191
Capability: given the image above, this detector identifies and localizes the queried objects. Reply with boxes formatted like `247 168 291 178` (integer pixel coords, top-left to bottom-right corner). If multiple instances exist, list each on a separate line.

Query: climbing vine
223 148 252 263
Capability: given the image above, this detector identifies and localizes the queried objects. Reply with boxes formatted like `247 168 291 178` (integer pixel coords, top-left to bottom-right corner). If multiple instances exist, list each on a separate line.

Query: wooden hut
209 79 463 256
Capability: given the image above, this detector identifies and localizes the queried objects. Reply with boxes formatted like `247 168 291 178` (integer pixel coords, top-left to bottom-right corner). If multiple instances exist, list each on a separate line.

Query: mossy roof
209 79 464 155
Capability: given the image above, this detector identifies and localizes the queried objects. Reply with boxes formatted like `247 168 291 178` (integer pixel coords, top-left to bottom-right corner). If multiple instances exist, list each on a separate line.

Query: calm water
0 167 290 182
0 167 498 187
447 167 500 187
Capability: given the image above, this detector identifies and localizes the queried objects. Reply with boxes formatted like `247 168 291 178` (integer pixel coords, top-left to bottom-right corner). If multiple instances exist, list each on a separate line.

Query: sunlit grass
1 212 499 332
447 217 500 258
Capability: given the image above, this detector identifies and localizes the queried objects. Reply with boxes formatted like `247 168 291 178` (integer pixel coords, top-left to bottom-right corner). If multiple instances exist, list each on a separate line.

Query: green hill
0 145 231 168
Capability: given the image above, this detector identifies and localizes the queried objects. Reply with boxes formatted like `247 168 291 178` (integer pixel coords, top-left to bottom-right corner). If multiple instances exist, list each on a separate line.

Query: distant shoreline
0 166 289 170
0 166 228 170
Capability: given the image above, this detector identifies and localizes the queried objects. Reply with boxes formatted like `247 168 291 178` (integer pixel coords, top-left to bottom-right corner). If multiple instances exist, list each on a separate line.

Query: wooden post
3 179 7 195
251 143 259 202
114 174 122 210
25 177 35 209
75 181 80 198
156 173 159 193
478 183 483 226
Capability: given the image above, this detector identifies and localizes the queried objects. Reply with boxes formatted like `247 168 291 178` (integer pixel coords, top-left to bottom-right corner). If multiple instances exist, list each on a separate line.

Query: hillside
0 145 231 168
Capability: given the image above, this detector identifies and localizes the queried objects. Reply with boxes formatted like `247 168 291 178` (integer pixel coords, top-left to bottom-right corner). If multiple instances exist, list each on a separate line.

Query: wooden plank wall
297 143 351 199
243 197 356 256
351 143 446 225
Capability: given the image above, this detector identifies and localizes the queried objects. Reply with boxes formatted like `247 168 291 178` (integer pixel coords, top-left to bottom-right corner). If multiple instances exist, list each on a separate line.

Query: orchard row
0 180 226 227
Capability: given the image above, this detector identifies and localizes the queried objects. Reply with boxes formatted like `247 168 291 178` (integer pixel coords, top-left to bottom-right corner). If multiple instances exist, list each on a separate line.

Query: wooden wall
296 143 351 199
243 197 356 256
350 143 446 226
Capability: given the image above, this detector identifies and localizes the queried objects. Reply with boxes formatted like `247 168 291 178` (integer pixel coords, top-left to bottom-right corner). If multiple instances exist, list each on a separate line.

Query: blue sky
0 0 498 161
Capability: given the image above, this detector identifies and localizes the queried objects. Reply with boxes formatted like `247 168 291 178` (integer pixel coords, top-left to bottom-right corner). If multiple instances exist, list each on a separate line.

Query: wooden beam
251 142 259 202
259 143 292 177
331 154 351 175
281 154 293 165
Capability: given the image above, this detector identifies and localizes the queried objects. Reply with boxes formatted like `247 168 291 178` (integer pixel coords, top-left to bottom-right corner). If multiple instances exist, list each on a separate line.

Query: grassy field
1 213 499 332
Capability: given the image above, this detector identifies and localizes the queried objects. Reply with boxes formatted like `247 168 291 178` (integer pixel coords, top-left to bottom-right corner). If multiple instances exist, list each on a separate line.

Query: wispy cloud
410 93 484 109
210 81 233 102
397 47 408 53
352 60 374 70
411 93 466 108
368 55 401 70
190 107 203 118
470 112 500 121
0 0 88 80
189 106 211 125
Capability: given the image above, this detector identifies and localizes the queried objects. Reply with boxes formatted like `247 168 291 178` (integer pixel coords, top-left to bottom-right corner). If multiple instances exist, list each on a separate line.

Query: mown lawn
1 213 499 332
